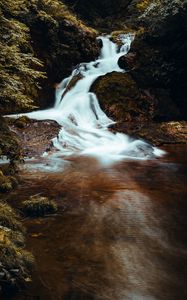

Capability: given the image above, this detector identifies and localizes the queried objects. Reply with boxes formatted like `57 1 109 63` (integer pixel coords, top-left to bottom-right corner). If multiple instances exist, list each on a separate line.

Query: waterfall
11 34 165 164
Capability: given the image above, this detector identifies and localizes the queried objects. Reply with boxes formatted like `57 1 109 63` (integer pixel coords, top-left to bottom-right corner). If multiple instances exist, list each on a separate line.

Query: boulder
91 71 156 122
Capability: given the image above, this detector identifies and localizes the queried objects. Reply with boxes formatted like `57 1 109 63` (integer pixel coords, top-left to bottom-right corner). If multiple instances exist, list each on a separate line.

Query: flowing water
12 34 164 165
4 145 187 300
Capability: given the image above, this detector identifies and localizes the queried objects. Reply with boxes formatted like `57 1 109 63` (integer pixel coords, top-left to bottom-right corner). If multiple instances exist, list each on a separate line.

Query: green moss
0 171 13 192
0 116 22 167
0 203 34 295
13 116 31 129
0 239 34 295
91 72 154 122
0 203 24 233
22 196 58 217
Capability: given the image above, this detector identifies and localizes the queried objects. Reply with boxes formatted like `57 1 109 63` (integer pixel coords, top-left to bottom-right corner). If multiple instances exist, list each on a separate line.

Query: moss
22 196 57 217
0 117 22 166
91 72 156 122
0 203 34 296
0 240 34 295
136 0 152 11
0 172 13 192
0 203 24 233
13 116 31 129
0 169 18 193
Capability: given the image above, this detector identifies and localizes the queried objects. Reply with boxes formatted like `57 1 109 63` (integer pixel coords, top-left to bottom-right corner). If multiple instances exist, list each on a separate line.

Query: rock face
124 0 187 121
29 5 100 108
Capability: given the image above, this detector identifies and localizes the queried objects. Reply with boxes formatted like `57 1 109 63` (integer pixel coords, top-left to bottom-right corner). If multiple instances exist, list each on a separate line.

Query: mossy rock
0 240 34 295
0 203 34 296
91 71 154 122
22 196 57 217
0 117 21 166
13 116 31 129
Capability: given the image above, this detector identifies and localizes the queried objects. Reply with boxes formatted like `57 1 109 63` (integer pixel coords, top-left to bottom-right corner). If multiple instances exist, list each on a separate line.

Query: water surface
5 145 187 300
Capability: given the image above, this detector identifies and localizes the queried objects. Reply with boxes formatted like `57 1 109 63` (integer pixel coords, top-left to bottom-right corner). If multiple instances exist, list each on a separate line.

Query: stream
13 34 164 164
3 145 187 300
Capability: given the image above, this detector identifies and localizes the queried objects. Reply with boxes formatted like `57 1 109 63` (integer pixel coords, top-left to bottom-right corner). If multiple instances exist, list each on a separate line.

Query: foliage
0 2 46 113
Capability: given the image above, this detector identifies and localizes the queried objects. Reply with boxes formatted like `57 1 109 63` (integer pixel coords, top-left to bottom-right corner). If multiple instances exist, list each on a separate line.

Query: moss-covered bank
0 203 34 296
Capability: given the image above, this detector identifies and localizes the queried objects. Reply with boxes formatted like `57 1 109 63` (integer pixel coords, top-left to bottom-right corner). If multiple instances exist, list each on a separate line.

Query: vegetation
0 203 34 296
0 0 46 114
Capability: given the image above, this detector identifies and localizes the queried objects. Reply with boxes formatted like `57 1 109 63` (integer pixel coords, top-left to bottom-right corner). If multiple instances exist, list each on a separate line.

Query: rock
0 203 34 296
22 196 57 217
9 119 61 158
13 116 31 129
113 121 187 146
91 71 156 122
124 1 187 121
0 117 21 166
118 52 137 70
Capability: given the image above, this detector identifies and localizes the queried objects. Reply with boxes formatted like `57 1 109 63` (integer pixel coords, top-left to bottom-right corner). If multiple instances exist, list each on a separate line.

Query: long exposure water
3 145 187 300
13 34 164 164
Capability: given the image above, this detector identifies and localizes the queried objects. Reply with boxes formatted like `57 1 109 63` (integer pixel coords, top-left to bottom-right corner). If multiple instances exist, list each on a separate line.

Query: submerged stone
22 196 58 217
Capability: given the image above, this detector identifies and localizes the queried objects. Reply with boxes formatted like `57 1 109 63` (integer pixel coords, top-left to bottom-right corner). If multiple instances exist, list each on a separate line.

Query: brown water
5 145 187 300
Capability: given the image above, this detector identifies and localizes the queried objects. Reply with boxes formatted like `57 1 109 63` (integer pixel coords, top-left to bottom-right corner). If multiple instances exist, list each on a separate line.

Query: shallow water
4 145 187 300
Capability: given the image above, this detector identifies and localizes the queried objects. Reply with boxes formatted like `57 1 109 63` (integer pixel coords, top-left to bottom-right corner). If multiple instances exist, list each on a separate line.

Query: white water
10 34 165 164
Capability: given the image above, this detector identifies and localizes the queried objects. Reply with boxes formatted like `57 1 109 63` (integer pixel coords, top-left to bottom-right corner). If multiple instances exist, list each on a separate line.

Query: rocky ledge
8 117 61 158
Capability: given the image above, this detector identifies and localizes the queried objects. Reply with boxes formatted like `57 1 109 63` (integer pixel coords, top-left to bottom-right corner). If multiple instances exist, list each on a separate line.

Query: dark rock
22 196 57 217
118 52 137 70
91 71 156 122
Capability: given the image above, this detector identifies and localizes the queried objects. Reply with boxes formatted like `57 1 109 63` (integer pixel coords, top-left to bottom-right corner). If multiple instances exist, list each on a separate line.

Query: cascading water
11 34 165 164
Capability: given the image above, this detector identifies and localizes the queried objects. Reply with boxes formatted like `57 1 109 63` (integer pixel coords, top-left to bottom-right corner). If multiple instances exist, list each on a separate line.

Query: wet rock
113 121 187 146
118 52 137 71
22 196 57 217
9 119 61 158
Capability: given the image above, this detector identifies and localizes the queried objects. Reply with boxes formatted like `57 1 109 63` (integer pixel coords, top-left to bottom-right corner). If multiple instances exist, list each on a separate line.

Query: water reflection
7 146 187 300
